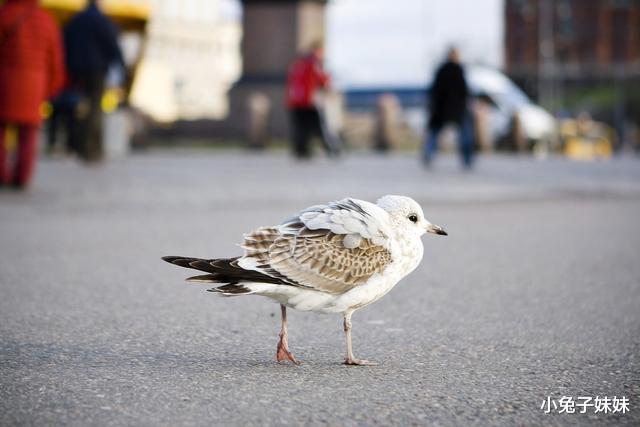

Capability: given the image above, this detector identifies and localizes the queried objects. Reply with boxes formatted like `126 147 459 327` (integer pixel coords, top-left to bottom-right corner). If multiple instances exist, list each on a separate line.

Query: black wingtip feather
207 284 252 295
186 274 218 283
162 256 215 270
162 255 288 287
162 256 193 268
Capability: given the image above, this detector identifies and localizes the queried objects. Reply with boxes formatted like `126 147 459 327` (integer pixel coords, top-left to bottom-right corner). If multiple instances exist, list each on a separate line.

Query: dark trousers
0 122 38 188
47 104 77 155
424 111 475 168
73 73 105 162
289 107 334 158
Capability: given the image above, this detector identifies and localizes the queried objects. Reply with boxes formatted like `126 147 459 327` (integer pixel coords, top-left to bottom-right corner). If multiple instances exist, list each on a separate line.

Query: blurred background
1 1 640 425
8 0 638 160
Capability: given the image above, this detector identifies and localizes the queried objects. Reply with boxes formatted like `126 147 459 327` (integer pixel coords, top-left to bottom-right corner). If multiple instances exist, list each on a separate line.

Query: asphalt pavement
1 151 639 426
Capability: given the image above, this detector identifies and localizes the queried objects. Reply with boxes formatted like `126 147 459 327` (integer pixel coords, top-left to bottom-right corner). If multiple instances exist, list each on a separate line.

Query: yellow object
39 0 151 105
102 89 121 113
561 117 615 161
564 137 612 161
40 101 53 119
40 0 150 31
4 125 17 153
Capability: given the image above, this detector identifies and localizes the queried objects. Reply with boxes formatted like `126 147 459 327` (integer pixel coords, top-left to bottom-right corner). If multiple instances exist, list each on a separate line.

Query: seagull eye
408 214 418 223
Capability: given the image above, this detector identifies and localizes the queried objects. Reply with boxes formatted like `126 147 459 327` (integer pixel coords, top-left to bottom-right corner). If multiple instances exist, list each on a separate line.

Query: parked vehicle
465 66 557 151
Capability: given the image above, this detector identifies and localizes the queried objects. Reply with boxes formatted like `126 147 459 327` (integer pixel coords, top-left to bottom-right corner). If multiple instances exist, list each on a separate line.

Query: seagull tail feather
162 255 281 296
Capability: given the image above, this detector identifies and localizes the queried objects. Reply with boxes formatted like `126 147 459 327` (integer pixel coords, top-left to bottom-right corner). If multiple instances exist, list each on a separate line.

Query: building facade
505 0 640 97
130 0 241 122
504 0 640 145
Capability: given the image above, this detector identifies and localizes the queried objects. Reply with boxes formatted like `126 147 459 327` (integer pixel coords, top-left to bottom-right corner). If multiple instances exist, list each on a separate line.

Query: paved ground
1 151 639 426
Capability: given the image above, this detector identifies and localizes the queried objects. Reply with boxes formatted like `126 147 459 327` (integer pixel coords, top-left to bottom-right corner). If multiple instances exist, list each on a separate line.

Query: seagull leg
276 304 300 365
343 311 378 366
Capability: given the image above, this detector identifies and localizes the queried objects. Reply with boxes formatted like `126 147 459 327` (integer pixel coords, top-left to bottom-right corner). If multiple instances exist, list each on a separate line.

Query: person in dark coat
424 47 474 168
64 0 124 162
0 0 65 189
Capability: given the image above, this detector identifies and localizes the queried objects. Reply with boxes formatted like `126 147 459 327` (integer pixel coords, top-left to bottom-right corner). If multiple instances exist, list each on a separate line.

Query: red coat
0 0 65 125
286 54 329 109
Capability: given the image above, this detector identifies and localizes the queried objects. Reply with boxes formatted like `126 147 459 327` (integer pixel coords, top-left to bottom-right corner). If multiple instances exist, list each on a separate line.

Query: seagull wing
240 198 393 294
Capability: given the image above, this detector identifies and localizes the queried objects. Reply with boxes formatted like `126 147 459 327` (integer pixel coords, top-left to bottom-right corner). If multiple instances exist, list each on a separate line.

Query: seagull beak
426 223 448 236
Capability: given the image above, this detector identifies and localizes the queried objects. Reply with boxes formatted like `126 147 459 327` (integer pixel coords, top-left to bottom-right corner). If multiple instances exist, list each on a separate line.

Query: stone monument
226 0 328 140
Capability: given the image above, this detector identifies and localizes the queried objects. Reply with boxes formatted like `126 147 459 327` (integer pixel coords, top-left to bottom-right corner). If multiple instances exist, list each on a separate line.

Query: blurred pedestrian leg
290 108 321 158
423 127 439 164
0 124 38 188
13 125 38 186
0 124 11 185
47 89 81 156
459 111 475 169
0 0 65 189
75 73 106 162
423 112 474 169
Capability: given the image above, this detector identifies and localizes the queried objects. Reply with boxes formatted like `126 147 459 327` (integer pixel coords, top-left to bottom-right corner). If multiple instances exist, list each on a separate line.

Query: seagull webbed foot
344 357 378 366
276 334 300 365
276 345 300 365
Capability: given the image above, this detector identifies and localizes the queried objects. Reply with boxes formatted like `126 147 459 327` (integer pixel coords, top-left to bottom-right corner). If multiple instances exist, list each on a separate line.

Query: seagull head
376 195 448 238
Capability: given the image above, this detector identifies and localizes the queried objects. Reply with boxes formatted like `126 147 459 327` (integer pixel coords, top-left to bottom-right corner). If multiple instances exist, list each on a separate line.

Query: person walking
286 41 338 159
424 47 474 168
64 0 124 163
0 0 65 189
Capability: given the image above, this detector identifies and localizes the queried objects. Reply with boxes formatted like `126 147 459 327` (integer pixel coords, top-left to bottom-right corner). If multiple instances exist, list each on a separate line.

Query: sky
222 0 504 89
326 0 504 88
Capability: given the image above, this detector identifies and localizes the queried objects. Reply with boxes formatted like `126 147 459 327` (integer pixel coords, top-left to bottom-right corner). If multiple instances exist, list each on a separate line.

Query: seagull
162 195 447 366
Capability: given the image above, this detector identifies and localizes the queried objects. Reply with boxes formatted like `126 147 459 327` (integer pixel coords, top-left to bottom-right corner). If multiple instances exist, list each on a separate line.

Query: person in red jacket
0 0 64 189
286 40 336 159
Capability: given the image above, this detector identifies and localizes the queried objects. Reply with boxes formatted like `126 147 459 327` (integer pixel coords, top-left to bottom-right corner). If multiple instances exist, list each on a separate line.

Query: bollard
247 92 271 149
375 93 401 152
